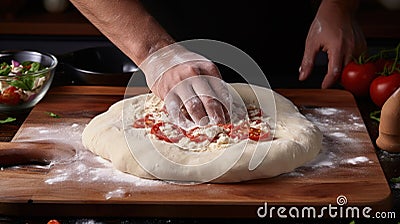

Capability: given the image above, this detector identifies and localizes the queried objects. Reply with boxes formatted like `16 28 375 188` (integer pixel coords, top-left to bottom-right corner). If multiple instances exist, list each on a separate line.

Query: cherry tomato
150 122 185 143
249 127 270 141
47 220 61 224
369 72 400 108
340 61 379 97
0 86 21 105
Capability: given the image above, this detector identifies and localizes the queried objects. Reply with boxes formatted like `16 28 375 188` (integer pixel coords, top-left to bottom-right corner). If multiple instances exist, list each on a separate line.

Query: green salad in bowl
0 50 57 111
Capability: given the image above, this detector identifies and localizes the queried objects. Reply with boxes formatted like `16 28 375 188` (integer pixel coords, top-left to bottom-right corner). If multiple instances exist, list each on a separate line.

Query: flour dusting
313 108 338 116
14 123 164 199
105 188 128 200
286 107 372 176
343 156 371 165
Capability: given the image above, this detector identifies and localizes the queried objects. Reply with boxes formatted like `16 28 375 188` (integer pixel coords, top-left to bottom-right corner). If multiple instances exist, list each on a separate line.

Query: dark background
141 1 316 87
1 0 398 89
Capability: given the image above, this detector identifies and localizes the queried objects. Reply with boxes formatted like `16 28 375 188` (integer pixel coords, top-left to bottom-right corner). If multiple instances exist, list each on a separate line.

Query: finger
205 77 233 122
299 41 320 81
197 61 232 121
175 83 209 126
343 52 353 67
354 29 367 56
322 49 343 89
164 93 195 128
192 77 226 124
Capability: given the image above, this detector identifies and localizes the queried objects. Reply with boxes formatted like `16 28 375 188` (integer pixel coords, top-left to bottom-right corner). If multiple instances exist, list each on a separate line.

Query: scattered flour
295 107 371 174
329 132 347 138
343 156 371 165
14 123 163 199
313 108 339 116
105 188 128 200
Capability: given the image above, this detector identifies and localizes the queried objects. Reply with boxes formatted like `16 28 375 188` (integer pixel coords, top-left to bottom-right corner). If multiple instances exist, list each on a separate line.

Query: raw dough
82 83 322 183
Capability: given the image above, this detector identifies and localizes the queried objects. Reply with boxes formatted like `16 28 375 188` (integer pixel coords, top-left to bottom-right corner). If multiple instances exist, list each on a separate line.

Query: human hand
299 0 367 88
140 44 231 128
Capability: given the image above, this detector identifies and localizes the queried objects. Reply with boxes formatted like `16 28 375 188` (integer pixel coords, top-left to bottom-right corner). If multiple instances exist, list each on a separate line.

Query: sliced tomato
186 127 210 143
228 123 249 140
133 118 146 128
0 86 21 105
249 127 270 141
133 114 155 128
150 122 186 143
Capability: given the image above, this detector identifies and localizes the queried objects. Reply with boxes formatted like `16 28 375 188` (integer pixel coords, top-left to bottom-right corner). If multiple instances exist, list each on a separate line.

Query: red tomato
47 220 61 224
249 127 270 141
133 118 146 128
341 62 379 97
0 86 21 105
228 123 249 140
133 114 155 128
186 127 211 143
369 72 400 108
150 122 185 143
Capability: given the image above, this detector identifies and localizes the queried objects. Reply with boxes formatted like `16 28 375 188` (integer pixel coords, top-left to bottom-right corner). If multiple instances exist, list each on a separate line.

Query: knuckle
182 64 199 76
205 62 219 75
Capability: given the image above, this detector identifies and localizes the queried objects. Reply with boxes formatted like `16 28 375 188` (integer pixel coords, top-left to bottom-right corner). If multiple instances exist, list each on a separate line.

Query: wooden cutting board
0 86 392 218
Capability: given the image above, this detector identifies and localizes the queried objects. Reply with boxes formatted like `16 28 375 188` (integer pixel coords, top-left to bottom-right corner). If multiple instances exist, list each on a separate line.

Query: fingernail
299 71 305 81
321 79 330 89
198 116 210 126
298 66 305 81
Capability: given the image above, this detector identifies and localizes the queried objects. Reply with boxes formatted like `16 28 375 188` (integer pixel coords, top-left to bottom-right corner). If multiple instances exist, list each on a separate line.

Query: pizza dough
82 83 322 183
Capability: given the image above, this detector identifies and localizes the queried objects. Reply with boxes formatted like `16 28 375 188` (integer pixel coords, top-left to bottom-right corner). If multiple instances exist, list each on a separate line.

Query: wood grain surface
0 86 392 218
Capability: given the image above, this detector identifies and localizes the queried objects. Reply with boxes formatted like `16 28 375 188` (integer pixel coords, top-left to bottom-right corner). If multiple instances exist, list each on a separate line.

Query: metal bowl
60 46 138 86
0 50 57 111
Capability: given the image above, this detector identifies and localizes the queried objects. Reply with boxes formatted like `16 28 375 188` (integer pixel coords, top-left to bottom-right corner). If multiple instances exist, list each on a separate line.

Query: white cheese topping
134 94 273 151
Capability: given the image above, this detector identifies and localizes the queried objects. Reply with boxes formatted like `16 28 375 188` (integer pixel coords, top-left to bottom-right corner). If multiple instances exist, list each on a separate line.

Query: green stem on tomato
365 53 379 63
370 110 381 123
357 51 373 64
389 42 400 74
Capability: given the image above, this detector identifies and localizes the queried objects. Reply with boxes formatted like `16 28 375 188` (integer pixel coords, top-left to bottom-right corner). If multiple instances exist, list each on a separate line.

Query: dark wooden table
0 85 399 224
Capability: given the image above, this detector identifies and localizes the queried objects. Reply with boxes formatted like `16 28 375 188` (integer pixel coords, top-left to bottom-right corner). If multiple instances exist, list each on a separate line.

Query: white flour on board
343 156 372 165
15 123 164 193
10 107 374 198
284 107 373 176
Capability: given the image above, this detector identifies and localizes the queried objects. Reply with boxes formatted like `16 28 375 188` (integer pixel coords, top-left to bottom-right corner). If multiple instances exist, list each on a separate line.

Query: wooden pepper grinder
376 87 400 152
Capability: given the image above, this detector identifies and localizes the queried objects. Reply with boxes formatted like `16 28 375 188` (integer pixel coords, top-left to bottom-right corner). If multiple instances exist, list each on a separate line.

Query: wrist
127 15 176 65
140 43 209 90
